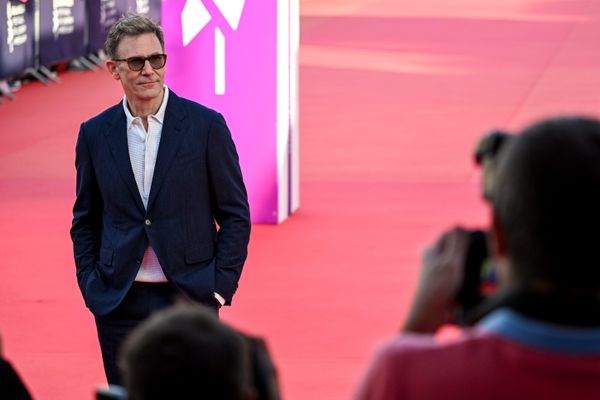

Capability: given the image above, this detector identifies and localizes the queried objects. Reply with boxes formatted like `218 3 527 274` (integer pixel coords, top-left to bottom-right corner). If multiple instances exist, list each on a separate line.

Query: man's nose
141 59 154 74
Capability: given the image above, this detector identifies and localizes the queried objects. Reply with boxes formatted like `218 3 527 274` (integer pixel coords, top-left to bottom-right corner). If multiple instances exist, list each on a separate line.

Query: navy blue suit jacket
70 91 251 316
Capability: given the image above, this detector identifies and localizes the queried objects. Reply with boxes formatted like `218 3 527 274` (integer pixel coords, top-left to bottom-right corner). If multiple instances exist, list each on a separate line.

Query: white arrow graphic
213 0 245 30
181 0 247 95
181 0 211 47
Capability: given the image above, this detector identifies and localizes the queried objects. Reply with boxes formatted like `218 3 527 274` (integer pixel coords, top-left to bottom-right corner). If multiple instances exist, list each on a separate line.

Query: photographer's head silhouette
483 117 600 323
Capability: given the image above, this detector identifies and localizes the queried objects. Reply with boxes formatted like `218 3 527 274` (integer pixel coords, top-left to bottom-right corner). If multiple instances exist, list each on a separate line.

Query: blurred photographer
115 304 280 400
0 334 32 400
356 117 600 400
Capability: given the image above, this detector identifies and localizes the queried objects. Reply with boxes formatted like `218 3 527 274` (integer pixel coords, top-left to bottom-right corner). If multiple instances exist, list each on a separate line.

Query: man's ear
490 212 508 257
106 60 120 80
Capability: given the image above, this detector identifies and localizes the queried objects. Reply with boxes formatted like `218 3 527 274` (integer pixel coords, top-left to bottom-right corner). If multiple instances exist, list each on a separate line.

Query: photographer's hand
402 227 468 333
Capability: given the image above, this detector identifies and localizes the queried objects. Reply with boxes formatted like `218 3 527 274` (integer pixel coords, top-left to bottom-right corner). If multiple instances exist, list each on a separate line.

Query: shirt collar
479 308 600 354
122 86 170 128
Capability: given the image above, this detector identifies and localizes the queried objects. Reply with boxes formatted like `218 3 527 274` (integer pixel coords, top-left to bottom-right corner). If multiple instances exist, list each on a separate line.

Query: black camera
454 131 511 324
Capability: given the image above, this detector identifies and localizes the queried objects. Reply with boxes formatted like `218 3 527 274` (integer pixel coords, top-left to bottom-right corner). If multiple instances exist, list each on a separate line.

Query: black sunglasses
113 54 167 71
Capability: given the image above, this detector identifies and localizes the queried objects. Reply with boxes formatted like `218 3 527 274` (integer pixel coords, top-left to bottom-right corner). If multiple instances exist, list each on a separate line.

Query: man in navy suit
70 15 251 384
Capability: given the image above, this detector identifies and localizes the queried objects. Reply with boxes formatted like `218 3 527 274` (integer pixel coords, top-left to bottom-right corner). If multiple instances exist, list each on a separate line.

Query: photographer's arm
402 228 468 333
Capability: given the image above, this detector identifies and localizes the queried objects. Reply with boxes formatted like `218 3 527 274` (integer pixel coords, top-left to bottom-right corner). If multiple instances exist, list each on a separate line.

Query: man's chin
133 86 163 100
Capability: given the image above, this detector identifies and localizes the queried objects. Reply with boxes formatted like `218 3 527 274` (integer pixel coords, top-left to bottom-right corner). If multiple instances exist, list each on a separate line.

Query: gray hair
105 14 164 59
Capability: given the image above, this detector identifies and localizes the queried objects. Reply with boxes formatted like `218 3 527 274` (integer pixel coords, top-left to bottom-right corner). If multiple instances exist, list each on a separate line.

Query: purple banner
0 0 35 79
39 0 87 65
125 0 162 23
86 0 130 53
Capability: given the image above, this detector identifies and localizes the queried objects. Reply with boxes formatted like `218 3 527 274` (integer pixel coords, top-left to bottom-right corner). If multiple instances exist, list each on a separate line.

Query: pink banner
162 0 281 223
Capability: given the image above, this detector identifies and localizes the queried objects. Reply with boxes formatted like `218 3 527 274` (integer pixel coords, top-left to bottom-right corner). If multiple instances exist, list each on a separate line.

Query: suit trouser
94 282 218 385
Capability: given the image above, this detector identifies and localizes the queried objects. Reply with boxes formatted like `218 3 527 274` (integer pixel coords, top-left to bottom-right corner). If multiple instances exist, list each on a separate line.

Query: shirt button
144 219 151 226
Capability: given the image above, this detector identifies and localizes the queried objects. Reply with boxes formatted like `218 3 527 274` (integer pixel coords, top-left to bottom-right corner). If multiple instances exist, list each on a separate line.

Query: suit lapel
104 104 146 212
146 91 186 212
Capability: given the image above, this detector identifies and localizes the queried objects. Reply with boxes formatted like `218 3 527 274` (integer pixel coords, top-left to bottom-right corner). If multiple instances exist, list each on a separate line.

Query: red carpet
2 0 600 398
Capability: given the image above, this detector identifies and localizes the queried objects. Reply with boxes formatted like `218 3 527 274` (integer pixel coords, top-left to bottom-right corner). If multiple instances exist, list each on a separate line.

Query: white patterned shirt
124 87 169 282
